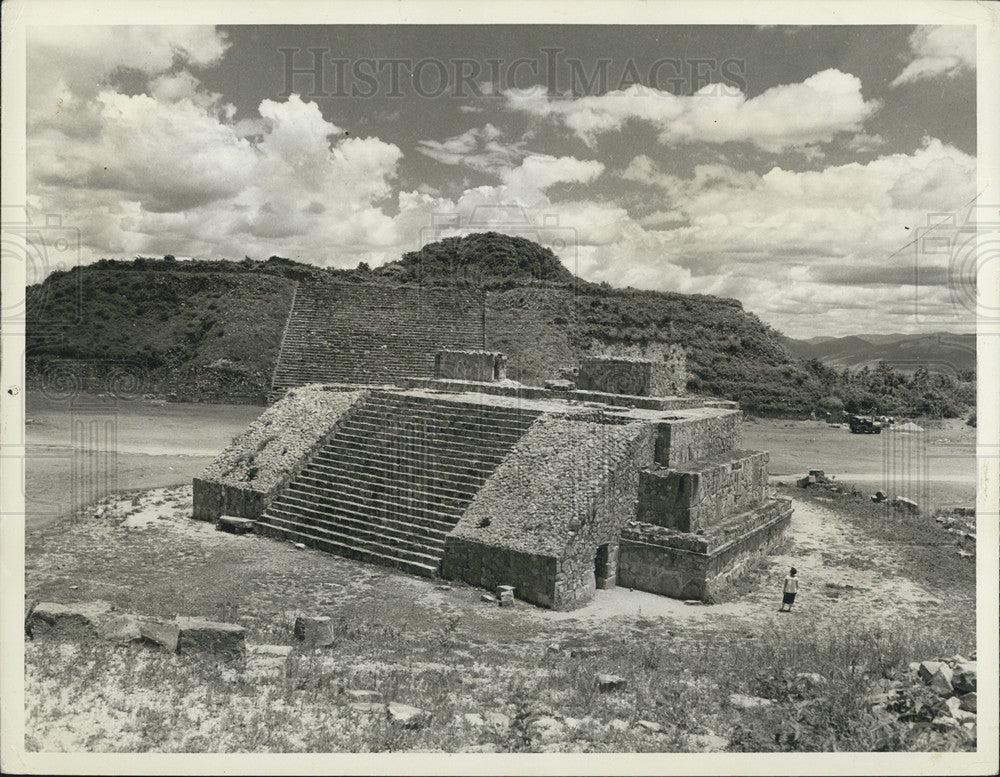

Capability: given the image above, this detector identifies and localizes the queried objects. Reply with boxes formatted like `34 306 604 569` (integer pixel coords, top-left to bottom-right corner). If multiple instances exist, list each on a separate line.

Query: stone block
595 673 626 692
952 662 976 694
927 667 955 696
959 692 977 713
545 379 575 391
96 613 143 644
176 617 246 658
217 515 256 535
917 660 948 684
638 450 768 531
140 619 180 652
28 601 113 641
577 357 683 397
387 702 429 728
293 615 335 647
653 411 743 468
245 645 292 679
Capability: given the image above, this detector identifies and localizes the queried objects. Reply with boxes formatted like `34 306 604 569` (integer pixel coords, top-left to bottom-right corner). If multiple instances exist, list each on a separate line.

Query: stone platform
195 354 790 609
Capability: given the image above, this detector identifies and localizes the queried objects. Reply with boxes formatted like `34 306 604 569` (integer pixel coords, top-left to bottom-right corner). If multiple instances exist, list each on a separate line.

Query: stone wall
270 281 486 396
637 449 769 532
653 410 743 467
618 498 791 601
578 358 679 397
441 539 559 607
703 500 792 598
435 350 507 382
443 416 655 609
193 385 365 521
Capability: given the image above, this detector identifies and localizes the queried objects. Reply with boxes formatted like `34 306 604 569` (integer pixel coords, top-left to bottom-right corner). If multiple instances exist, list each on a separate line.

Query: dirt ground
19 397 980 753
22 478 977 752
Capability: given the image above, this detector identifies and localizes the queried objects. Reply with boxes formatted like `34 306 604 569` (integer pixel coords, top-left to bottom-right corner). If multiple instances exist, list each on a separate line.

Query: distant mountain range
780 332 976 375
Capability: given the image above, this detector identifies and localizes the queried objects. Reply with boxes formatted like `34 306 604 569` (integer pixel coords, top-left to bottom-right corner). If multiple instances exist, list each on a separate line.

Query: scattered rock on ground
728 693 773 709
139 619 180 652
687 732 728 752
595 673 626 692
176 617 246 658
387 702 428 728
483 711 510 729
346 689 383 702
529 716 565 741
28 601 112 641
636 720 662 733
293 615 335 647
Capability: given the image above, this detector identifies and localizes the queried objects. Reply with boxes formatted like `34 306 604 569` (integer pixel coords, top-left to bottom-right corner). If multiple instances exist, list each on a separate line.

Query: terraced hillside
26 237 853 414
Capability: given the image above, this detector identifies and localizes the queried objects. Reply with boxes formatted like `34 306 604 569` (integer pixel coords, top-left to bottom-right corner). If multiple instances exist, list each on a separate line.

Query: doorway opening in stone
595 544 611 590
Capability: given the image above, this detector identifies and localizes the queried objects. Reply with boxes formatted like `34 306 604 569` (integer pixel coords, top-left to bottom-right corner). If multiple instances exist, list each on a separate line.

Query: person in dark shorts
779 567 798 612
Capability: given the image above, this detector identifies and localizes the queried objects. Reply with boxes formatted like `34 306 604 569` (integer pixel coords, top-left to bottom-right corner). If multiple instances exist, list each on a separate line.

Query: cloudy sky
26 24 977 338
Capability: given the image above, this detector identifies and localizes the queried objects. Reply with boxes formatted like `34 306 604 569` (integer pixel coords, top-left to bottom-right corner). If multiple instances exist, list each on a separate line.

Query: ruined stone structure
269 281 485 401
196 349 790 609
266 280 690 402
435 350 507 382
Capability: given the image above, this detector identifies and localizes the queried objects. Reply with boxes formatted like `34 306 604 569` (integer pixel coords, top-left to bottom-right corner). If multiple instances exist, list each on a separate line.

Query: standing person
779 567 798 612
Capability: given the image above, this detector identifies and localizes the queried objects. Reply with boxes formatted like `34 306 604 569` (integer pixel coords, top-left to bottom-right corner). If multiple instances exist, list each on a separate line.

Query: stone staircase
257 391 542 576
269 281 485 400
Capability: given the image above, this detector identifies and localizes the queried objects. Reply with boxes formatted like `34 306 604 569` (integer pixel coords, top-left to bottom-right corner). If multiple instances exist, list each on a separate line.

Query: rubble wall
443 416 655 609
192 385 366 520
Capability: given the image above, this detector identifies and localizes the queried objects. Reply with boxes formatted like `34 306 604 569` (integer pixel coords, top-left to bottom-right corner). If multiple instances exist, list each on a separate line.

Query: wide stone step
344 414 528 446
345 416 533 445
265 500 449 551
332 426 513 464
284 481 464 526
314 437 499 472
263 504 446 560
274 494 454 544
323 434 506 470
303 458 481 498
256 515 439 577
364 395 540 425
295 470 473 510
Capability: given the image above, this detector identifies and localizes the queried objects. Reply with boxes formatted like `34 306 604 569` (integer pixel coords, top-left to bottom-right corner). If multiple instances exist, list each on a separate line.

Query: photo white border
2 1 997 774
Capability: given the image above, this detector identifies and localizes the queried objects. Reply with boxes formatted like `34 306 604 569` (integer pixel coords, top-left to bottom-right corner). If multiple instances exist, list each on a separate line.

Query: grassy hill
24 236 974 417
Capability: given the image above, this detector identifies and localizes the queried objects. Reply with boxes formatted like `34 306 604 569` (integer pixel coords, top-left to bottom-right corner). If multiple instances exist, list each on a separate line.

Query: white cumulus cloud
504 69 880 153
891 25 976 87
